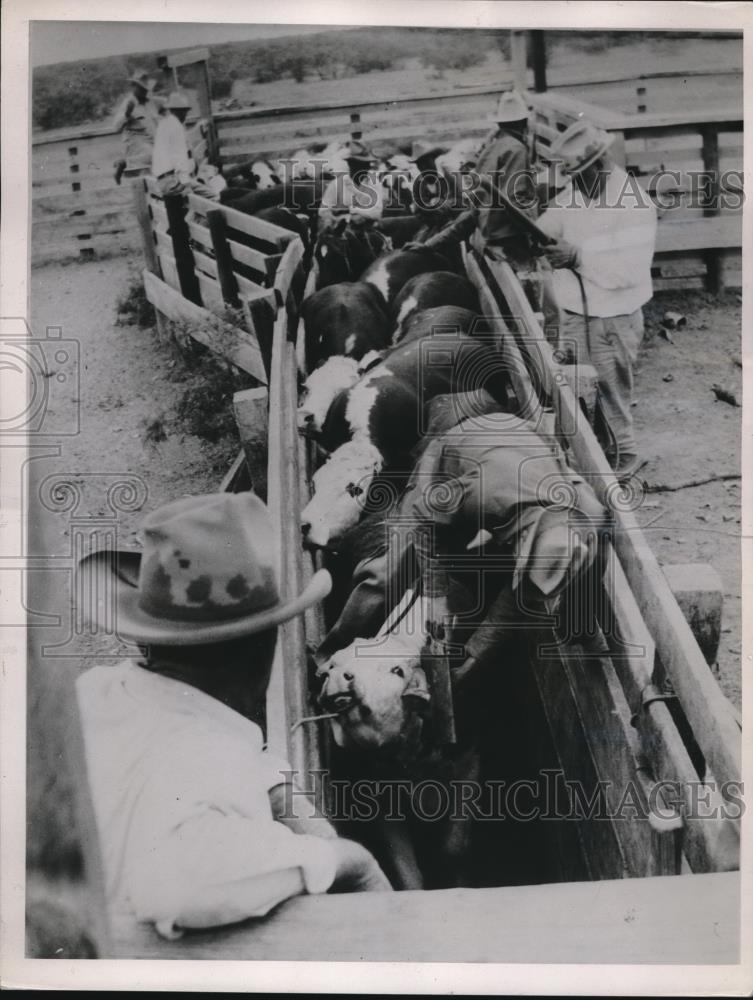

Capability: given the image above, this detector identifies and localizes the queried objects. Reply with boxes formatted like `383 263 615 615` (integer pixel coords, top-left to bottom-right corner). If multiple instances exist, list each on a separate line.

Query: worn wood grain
110 871 739 963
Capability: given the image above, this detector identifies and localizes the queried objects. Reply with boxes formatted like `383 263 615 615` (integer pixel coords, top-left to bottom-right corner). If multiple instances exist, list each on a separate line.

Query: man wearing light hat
112 69 165 182
471 89 537 263
151 91 197 195
538 120 657 480
75 492 390 940
319 140 384 230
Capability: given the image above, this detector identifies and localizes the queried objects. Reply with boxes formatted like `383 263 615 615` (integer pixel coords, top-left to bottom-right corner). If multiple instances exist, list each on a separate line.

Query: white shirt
152 113 194 180
76 661 336 939
319 172 384 228
538 164 657 318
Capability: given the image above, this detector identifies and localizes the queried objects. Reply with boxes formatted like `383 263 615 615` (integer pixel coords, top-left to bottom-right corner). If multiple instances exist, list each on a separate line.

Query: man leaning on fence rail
75 492 391 941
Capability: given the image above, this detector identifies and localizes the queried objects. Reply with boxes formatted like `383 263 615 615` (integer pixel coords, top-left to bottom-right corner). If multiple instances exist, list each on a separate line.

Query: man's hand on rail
330 839 393 893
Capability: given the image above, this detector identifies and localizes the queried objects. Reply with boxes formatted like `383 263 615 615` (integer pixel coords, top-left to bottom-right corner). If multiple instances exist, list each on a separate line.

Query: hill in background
31 27 741 133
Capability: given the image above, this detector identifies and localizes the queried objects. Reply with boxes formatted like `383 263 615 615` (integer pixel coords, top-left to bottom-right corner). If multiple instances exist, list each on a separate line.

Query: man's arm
112 96 135 133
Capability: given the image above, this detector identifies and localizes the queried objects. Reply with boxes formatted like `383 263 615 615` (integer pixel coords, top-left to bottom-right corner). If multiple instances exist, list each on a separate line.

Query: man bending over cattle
312 403 608 676
75 492 390 940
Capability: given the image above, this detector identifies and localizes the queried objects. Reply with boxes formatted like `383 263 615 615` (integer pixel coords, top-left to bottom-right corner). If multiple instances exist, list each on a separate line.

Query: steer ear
402 665 431 709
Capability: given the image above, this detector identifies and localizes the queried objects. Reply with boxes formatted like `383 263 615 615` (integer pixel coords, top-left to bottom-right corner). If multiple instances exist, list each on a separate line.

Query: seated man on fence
75 492 390 941
318 141 384 230
151 92 199 196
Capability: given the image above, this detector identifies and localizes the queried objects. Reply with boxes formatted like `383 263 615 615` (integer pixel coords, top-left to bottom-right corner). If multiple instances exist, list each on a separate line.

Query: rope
572 266 620 466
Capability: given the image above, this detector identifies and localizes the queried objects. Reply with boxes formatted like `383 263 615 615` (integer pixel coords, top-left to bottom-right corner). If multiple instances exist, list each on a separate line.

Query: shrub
115 275 156 329
210 73 234 100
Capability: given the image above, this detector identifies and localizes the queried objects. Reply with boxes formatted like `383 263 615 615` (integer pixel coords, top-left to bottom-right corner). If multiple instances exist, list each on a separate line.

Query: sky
30 22 337 68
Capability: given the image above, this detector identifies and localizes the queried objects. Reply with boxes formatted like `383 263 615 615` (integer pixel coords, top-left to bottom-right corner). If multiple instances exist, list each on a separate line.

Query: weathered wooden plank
165 46 210 68
191 245 219 279
32 231 140 265
33 186 133 216
463 249 541 422
148 199 169 231
156 248 181 292
186 218 213 250
110 868 740 963
656 216 741 254
557 639 682 878
142 270 266 383
195 271 224 313
528 631 625 882
227 238 281 279
233 387 269 501
218 449 250 494
189 193 293 250
32 211 134 243
273 237 306 309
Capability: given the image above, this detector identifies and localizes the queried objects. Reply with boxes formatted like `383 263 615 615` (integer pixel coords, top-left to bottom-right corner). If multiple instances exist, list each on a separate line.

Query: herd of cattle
184 139 604 888
275 229 607 888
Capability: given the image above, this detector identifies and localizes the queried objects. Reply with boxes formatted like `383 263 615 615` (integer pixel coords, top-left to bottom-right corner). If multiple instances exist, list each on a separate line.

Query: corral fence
32 76 742 291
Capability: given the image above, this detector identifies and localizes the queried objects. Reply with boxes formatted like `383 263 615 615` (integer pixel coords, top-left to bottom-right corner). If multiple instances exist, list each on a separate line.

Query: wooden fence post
530 30 548 93
233 386 269 501
701 125 723 294
131 179 168 337
349 111 362 143
131 178 160 277
510 30 528 93
207 208 240 307
164 192 202 306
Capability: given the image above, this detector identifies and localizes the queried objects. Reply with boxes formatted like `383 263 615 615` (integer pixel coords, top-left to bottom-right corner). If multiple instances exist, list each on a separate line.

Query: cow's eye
345 483 364 498
391 665 405 678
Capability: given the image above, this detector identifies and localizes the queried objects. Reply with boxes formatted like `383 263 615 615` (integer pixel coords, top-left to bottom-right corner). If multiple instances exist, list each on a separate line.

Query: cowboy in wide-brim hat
128 69 157 94
463 88 536 265
409 140 445 172
490 88 529 126
547 119 615 176
77 492 331 645
113 68 165 182
74 492 392 941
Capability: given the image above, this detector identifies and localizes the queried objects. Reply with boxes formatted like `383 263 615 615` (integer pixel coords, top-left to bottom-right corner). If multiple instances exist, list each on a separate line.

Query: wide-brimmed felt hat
492 89 529 124
548 119 615 175
166 91 192 110
128 69 156 91
75 492 331 646
409 141 445 165
344 140 377 165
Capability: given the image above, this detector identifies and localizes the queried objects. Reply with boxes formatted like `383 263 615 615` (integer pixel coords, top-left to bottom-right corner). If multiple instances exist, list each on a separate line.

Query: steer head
301 440 383 548
297 356 360 435
316 633 431 751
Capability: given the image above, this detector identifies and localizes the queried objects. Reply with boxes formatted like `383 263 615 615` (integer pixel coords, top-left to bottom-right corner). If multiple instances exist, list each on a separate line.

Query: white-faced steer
301 281 391 370
390 271 480 343
361 247 456 307
300 324 505 548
